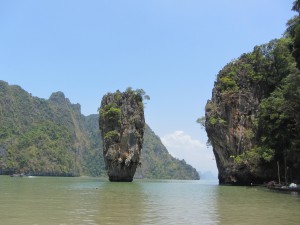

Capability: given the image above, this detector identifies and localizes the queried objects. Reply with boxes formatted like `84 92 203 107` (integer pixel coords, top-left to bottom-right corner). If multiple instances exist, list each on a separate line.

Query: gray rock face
205 60 268 185
99 90 145 182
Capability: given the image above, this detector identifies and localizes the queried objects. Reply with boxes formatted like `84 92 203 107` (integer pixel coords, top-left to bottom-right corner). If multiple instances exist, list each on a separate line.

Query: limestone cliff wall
205 51 278 185
99 90 145 181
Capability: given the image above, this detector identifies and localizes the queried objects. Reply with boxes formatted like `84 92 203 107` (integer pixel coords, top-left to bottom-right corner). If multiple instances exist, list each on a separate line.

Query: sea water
0 176 299 225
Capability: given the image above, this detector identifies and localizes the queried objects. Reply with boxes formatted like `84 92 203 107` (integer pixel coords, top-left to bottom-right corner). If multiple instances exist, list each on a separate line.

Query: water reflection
94 181 146 225
70 179 221 225
139 180 219 225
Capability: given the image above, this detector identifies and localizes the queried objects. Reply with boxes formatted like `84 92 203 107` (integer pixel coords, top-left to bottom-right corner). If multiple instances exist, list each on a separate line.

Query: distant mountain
136 124 200 179
198 171 217 180
0 81 199 179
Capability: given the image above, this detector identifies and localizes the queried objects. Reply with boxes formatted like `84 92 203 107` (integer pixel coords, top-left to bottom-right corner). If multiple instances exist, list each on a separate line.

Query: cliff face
205 60 265 184
99 90 145 181
205 38 300 185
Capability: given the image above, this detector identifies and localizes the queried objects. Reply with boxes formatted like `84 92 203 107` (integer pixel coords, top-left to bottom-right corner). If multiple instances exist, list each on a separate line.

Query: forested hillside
136 124 200 179
204 2 300 184
0 81 199 179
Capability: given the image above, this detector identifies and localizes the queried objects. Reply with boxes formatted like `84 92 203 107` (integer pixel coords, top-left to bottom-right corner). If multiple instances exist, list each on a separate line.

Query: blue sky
0 0 296 174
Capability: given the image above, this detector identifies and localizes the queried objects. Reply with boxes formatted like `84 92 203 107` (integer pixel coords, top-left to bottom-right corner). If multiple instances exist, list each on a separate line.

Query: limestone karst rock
205 68 263 185
205 42 281 185
205 39 300 185
99 89 145 182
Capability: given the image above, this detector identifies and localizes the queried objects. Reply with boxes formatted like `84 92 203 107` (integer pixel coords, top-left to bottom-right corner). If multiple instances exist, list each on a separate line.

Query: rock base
109 177 133 182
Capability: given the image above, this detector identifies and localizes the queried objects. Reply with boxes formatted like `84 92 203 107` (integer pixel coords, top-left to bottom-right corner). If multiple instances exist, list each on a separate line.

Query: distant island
0 81 199 180
201 1 300 185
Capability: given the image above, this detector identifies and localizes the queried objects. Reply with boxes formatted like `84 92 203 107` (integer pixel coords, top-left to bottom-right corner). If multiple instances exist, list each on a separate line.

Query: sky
0 0 296 175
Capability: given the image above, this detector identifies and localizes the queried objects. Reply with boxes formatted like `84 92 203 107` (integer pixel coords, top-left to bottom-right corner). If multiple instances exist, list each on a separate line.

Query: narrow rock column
99 89 145 182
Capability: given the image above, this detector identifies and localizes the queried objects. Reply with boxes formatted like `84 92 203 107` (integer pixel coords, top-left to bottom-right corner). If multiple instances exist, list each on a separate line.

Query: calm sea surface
0 176 299 225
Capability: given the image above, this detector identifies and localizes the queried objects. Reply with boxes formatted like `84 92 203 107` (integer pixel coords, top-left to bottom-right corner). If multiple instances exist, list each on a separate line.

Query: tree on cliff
292 0 300 15
259 69 300 183
287 1 300 69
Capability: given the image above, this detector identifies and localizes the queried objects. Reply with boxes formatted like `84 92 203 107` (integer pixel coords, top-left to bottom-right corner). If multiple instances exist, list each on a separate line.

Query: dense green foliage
99 102 121 143
250 5 300 181
81 114 106 177
0 82 198 179
0 85 86 176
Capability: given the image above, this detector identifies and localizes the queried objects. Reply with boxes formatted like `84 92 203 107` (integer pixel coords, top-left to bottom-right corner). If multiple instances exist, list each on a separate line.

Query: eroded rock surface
99 89 145 182
205 65 263 185
205 45 279 185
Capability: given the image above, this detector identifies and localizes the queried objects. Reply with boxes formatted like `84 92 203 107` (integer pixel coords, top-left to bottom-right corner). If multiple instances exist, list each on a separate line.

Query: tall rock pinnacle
99 89 146 182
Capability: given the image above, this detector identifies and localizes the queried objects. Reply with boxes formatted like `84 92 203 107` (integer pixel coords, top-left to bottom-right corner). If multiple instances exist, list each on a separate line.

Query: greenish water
0 176 299 225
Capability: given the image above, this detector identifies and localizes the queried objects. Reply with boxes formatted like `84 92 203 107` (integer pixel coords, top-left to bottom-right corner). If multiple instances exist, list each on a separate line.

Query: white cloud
161 130 217 174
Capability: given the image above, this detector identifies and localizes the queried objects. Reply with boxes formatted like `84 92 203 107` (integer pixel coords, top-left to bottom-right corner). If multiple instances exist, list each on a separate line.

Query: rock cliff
99 89 145 182
205 58 265 185
205 38 300 185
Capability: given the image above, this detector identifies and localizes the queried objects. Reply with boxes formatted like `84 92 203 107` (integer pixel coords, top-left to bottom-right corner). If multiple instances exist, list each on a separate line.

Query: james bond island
99 88 148 182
